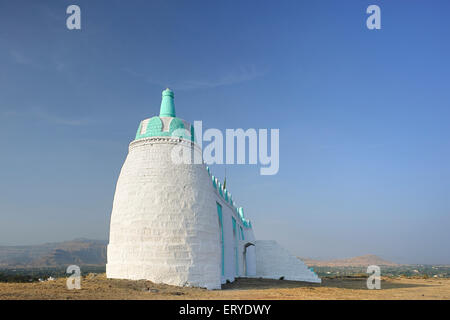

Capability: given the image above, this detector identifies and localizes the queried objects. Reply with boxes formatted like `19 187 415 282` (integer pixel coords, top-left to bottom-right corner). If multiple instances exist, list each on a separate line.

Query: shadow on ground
222 277 432 291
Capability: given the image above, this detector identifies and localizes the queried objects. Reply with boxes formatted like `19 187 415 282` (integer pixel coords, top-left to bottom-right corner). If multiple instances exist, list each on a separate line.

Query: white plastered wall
106 137 222 289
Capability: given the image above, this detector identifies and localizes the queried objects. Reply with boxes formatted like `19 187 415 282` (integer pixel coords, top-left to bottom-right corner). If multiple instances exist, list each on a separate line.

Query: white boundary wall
255 240 321 283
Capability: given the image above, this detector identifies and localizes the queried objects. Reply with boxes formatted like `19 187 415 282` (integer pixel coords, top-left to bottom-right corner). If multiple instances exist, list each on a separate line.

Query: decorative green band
208 166 252 229
146 117 163 136
169 117 186 138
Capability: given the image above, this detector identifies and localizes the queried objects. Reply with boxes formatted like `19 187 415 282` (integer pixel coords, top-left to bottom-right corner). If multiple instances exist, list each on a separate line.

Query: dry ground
0 274 449 300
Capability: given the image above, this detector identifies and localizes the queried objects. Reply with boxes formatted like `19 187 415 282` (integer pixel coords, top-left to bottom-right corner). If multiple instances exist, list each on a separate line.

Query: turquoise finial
159 88 176 117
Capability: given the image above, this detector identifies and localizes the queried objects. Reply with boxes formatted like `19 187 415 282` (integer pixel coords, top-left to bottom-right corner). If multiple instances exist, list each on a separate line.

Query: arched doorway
243 242 255 276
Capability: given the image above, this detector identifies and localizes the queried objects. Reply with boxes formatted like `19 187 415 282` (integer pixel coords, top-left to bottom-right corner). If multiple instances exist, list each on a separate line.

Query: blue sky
0 0 449 264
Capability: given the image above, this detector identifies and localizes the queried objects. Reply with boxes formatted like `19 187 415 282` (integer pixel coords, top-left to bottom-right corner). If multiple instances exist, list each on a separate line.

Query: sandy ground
0 274 449 300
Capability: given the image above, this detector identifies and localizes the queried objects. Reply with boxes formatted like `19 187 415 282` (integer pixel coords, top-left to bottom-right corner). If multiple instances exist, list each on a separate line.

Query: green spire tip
159 88 176 117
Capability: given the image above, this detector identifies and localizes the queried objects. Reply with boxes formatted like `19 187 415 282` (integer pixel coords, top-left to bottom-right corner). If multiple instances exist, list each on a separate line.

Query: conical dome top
159 88 176 117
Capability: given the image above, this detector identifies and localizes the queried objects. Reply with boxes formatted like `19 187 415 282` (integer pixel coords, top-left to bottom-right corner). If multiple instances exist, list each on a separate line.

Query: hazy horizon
0 237 446 266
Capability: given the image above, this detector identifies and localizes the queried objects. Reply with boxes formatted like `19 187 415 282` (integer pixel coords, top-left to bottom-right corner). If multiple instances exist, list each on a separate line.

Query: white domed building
106 89 320 289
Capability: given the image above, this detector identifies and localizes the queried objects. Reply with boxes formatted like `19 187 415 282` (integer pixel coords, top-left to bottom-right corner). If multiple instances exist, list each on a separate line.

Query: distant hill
0 239 107 268
1 239 400 269
301 254 399 267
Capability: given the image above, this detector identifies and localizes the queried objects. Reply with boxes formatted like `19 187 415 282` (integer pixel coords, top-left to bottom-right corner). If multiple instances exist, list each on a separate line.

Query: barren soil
0 274 449 300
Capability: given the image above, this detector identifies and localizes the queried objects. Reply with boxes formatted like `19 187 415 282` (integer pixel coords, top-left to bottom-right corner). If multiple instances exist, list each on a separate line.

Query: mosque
106 89 321 289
